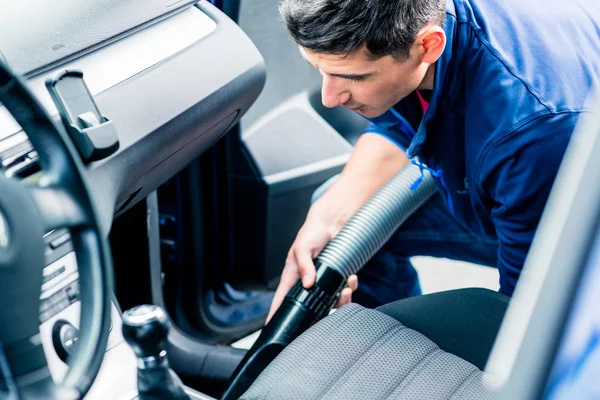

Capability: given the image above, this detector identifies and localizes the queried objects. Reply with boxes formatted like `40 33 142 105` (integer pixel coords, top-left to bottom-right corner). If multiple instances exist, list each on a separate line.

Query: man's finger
266 265 299 324
336 287 353 308
295 247 316 288
347 274 358 291
266 288 285 324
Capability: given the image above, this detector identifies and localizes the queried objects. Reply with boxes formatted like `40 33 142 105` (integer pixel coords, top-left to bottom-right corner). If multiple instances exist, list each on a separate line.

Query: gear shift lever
122 305 189 400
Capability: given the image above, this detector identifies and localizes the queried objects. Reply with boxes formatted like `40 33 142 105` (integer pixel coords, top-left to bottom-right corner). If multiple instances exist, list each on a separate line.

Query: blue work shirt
365 0 600 295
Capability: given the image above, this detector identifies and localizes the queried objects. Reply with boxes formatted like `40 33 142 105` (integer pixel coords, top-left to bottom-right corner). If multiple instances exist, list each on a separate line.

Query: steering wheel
0 60 112 398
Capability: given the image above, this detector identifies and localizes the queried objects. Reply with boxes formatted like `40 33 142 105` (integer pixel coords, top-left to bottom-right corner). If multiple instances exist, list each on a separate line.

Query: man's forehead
299 46 361 63
299 46 385 80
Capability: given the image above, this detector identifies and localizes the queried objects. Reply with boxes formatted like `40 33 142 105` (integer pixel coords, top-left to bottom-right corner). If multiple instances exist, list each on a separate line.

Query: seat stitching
309 308 396 398
383 346 442 399
317 322 408 399
448 368 480 400
259 305 365 399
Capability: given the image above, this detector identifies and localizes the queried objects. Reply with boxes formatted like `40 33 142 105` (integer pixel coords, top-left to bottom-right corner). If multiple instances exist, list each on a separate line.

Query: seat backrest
236 0 322 128
235 0 368 142
486 91 600 399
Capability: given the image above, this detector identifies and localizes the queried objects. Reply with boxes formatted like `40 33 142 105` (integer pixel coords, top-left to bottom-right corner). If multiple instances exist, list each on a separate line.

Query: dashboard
0 1 265 398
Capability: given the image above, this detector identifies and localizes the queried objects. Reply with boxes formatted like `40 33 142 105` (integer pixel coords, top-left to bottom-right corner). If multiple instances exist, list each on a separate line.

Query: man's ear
416 25 446 64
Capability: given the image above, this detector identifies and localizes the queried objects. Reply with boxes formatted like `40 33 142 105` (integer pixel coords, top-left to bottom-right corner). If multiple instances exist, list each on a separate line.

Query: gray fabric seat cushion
241 303 500 400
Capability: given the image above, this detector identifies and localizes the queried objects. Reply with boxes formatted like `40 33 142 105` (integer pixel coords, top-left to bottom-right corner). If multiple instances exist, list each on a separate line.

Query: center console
37 233 215 400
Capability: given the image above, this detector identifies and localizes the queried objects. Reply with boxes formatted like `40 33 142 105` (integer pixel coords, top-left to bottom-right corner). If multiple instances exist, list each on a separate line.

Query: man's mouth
343 104 364 112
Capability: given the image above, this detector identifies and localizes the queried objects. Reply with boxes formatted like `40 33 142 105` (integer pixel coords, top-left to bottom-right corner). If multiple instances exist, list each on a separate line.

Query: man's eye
345 76 365 82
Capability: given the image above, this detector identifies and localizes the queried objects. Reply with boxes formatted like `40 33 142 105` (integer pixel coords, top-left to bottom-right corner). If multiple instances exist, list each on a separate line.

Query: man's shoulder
453 0 600 113
449 0 599 159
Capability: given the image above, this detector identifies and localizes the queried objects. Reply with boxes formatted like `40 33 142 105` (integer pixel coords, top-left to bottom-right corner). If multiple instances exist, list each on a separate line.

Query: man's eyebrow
303 59 375 79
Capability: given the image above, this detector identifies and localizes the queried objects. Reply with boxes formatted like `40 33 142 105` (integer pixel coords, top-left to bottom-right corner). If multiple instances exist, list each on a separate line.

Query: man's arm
311 132 410 232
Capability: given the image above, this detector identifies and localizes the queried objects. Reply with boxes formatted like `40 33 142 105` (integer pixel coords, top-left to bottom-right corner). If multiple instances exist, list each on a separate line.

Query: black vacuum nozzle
221 165 437 400
221 265 345 400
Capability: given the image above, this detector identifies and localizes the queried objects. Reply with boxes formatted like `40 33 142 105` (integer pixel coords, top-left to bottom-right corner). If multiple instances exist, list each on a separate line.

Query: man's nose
321 76 350 108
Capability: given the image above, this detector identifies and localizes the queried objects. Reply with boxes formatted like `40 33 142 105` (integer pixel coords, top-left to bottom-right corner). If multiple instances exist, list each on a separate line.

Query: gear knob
122 304 169 362
122 305 189 399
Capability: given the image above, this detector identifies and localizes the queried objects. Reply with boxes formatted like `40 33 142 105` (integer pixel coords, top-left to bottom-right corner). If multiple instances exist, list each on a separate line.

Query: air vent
2 149 41 179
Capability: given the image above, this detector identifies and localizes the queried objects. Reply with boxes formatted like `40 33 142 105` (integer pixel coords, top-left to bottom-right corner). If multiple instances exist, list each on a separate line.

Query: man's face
301 45 430 118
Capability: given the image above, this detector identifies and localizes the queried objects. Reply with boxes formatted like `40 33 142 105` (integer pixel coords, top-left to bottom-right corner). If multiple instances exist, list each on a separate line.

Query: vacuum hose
221 164 437 400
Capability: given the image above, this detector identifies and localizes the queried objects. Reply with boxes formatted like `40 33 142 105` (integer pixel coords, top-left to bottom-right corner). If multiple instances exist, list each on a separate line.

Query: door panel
224 0 367 291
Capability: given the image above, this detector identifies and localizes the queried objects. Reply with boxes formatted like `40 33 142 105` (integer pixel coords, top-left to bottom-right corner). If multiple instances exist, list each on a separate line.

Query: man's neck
418 63 436 91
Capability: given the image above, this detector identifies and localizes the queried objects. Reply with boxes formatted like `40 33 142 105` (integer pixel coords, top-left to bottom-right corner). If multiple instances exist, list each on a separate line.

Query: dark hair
279 0 446 61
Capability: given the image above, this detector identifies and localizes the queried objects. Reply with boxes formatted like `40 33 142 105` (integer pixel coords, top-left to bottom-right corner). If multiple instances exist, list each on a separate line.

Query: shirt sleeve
478 112 579 295
362 122 410 151
361 110 418 152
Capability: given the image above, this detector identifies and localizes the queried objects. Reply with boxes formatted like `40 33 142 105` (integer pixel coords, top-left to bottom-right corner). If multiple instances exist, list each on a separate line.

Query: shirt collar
406 3 457 158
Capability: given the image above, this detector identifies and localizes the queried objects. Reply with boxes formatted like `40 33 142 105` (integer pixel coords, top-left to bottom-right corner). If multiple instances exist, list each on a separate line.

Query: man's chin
355 107 385 118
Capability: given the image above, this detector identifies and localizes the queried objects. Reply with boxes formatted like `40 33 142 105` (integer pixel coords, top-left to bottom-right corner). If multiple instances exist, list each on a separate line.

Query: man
267 0 600 321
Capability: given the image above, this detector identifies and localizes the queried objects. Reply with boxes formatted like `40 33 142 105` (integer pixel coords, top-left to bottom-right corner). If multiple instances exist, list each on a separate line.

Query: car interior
0 1 598 399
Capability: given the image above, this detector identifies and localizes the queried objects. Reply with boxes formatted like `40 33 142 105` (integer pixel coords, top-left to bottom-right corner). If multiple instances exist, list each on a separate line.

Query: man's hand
265 134 408 324
265 214 358 324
